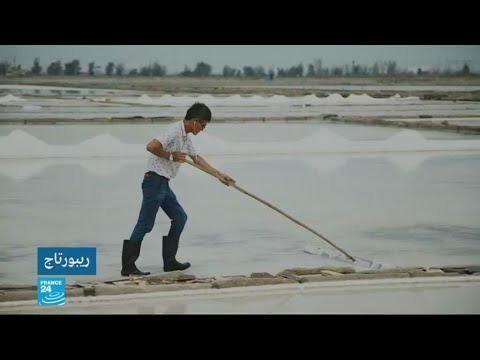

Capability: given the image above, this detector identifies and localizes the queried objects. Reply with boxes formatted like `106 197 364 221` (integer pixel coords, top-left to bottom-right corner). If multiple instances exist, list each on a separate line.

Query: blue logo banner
37 277 66 306
37 247 96 275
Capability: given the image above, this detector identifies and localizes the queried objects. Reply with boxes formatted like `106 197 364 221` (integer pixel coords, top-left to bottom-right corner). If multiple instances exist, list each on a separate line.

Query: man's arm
146 139 186 161
189 154 236 185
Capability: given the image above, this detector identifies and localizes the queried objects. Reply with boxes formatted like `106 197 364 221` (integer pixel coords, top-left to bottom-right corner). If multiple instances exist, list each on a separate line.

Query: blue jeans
130 173 187 243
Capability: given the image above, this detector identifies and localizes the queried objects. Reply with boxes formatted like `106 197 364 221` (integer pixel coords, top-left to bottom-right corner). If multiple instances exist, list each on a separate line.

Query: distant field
1 76 479 132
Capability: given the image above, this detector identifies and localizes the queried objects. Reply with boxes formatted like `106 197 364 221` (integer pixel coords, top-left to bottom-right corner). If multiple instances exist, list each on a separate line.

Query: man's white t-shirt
145 121 197 179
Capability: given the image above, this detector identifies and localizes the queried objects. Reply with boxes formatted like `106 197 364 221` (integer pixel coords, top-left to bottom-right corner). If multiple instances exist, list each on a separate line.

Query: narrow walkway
1 265 479 313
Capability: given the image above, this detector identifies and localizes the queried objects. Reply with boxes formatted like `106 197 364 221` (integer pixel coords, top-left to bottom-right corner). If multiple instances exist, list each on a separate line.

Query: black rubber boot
121 240 151 276
162 236 190 272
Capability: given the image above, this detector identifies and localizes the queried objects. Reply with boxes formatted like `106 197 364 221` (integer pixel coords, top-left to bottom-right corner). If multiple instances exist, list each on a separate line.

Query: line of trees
0 58 474 78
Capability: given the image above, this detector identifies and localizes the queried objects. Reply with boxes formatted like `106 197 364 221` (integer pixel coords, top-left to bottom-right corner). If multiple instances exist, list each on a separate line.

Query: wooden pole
184 159 356 262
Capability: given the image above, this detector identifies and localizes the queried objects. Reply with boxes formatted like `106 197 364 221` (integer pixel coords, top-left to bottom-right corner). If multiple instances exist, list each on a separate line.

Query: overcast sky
1 45 479 73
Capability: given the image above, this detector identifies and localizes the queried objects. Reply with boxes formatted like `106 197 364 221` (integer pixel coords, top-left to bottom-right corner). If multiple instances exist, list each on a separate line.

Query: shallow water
1 123 479 285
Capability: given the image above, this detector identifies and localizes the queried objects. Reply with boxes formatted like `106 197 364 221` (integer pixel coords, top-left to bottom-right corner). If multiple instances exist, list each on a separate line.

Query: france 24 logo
37 277 66 306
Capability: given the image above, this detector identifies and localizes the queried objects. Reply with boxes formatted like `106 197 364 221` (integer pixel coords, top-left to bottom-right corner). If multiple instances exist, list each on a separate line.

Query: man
121 102 235 276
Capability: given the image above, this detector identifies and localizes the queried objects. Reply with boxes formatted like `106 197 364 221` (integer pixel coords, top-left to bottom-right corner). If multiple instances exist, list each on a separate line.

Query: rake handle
184 159 356 262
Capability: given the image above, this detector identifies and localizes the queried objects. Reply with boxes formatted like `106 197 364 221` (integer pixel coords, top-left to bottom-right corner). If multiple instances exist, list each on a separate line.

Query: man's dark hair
185 102 212 122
